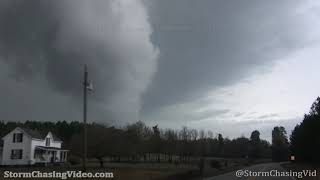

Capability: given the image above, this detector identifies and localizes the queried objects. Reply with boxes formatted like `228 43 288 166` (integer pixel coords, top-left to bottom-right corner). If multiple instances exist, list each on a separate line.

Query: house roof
35 146 68 151
20 127 43 139
4 127 62 142
51 133 62 142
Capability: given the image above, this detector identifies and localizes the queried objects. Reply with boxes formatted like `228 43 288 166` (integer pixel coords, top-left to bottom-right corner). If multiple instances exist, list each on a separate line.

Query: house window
46 138 51 146
13 133 23 143
11 149 23 159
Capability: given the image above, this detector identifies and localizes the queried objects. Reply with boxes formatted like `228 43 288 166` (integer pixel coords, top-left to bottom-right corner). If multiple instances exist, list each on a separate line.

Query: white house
1 127 68 165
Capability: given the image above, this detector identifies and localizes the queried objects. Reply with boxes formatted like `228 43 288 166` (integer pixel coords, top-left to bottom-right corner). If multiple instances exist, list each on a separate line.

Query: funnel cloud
0 0 158 123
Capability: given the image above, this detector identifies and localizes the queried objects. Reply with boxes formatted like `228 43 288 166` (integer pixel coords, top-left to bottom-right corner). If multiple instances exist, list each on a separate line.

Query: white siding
30 139 45 164
1 128 32 165
45 132 62 161
46 132 62 148
29 132 62 164
1 128 64 165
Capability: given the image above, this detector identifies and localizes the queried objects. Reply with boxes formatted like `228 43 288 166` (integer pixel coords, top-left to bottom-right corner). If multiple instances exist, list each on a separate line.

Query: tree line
271 96 320 163
0 120 272 165
290 97 320 163
1 96 319 164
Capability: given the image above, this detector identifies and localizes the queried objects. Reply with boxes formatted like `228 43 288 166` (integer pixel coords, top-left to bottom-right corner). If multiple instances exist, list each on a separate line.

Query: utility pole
83 64 88 172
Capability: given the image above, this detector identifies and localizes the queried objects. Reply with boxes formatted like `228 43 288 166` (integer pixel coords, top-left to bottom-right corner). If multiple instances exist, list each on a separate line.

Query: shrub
68 155 81 165
210 160 222 169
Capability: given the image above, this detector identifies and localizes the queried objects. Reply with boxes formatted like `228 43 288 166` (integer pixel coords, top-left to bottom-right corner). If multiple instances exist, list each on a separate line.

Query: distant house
1 127 68 165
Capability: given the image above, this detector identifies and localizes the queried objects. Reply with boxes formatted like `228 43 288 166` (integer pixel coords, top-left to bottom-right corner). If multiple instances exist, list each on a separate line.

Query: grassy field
0 158 271 180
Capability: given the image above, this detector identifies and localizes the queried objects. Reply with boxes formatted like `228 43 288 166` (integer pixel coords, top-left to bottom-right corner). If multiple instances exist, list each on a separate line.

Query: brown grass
0 158 270 180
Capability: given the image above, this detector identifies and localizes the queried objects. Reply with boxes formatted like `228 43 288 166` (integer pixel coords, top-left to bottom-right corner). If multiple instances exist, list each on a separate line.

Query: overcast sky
1 0 320 140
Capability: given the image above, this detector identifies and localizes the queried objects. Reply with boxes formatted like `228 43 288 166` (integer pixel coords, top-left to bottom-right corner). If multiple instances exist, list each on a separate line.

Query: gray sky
1 0 320 140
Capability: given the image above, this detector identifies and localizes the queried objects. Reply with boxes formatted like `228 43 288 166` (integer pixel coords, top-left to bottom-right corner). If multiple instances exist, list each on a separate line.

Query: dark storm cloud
0 0 158 122
142 0 309 113
0 0 314 128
